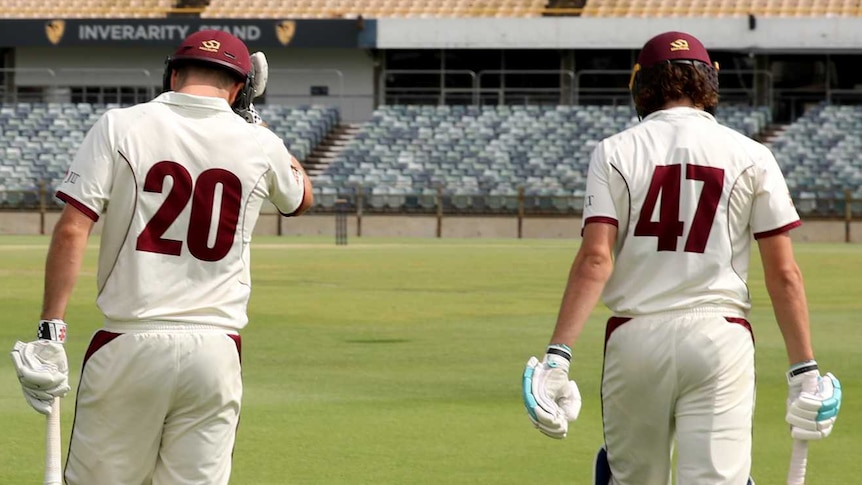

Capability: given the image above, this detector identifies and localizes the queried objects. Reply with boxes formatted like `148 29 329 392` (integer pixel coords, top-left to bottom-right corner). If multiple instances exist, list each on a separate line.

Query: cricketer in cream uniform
14 30 314 485
57 91 303 329
56 91 305 484
522 31 841 485
583 106 796 484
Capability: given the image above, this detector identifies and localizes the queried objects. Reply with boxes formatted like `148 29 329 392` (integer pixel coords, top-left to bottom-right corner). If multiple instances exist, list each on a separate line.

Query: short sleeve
55 112 116 221
581 141 620 231
266 142 305 216
751 152 801 239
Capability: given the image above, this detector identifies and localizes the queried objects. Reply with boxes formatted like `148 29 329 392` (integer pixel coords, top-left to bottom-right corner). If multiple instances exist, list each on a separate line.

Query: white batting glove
251 51 268 98
10 320 70 415
522 344 582 439
786 360 842 440
239 103 264 125
237 52 269 125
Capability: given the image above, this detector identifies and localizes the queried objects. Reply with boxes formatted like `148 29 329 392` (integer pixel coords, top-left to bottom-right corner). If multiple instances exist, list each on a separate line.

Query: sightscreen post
335 198 348 245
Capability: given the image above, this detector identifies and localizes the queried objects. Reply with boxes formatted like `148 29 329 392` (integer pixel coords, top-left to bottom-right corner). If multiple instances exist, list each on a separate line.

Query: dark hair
173 61 243 91
633 62 719 118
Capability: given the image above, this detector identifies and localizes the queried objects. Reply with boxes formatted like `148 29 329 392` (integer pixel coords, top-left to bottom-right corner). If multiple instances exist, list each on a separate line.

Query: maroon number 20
136 161 242 262
634 164 724 253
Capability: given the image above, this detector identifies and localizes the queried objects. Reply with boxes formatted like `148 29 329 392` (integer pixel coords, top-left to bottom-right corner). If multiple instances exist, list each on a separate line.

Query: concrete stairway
302 122 361 177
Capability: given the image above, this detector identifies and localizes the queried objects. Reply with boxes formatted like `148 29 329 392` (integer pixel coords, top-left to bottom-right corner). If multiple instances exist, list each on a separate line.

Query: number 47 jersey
56 92 306 331
583 107 800 317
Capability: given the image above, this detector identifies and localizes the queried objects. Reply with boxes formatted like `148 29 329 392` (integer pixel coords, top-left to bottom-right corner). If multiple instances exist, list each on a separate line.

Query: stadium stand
0 0 175 18
193 0 862 19
767 103 862 215
579 0 862 17
257 104 341 162
201 0 548 19
313 104 771 211
0 103 340 207
0 101 772 211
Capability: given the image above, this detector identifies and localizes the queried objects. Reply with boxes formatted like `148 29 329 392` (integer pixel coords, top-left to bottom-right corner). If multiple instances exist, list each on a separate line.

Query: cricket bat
787 439 808 485
44 398 62 485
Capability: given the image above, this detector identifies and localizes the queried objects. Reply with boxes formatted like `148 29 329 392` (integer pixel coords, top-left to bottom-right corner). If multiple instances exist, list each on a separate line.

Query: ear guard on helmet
161 56 256 112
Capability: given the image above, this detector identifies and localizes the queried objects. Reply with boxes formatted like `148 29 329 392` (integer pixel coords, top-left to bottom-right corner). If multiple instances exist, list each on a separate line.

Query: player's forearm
289 156 314 216
549 252 613 348
764 263 814 365
41 216 92 320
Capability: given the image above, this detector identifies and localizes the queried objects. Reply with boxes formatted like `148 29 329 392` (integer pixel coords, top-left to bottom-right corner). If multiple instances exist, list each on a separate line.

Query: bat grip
44 398 62 485
787 439 808 485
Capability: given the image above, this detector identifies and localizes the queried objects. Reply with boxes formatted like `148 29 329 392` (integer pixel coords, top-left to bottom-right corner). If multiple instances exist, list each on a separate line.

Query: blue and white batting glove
785 360 842 440
9 320 70 415
522 344 581 439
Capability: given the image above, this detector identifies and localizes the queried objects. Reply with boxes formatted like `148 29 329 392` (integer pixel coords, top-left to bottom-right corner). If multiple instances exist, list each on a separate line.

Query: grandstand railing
381 68 772 107
4 184 861 239
0 68 158 104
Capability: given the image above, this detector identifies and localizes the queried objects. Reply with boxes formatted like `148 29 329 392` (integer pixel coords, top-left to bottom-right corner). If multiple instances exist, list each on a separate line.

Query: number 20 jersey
582 107 800 317
56 92 306 330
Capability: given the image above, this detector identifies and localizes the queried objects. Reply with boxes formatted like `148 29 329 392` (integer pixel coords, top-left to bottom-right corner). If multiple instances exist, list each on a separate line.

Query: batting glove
239 103 264 125
10 320 70 415
237 52 269 125
251 51 268 98
786 360 842 440
522 344 582 439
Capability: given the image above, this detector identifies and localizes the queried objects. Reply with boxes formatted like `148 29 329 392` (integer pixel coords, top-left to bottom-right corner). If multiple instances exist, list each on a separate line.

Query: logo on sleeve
64 170 80 184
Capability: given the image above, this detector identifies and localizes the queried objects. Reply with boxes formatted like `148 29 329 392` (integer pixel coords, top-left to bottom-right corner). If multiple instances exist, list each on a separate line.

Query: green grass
0 235 858 483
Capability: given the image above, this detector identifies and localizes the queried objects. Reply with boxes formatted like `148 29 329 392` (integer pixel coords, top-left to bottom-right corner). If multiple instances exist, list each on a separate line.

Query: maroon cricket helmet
629 31 720 118
162 29 255 110
636 31 713 69
169 29 252 80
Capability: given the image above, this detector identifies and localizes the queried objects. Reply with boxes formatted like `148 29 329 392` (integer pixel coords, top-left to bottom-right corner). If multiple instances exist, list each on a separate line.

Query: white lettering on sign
78 24 190 41
198 25 261 41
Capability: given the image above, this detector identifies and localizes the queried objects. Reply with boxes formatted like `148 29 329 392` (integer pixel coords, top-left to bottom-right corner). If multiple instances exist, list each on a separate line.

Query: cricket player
522 31 842 484
11 30 312 484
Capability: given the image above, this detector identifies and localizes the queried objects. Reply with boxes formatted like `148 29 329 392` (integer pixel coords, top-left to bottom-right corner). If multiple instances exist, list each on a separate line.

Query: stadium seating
0 102 339 206
580 0 862 17
317 104 771 211
767 103 862 215
196 0 862 18
201 0 547 19
257 104 341 162
0 0 174 18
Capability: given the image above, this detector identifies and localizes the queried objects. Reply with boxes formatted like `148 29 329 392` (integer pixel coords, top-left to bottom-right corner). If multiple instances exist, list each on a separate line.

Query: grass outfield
0 235 858 484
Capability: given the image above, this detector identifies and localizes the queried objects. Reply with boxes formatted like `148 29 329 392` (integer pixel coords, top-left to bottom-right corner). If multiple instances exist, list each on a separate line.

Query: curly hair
632 62 719 119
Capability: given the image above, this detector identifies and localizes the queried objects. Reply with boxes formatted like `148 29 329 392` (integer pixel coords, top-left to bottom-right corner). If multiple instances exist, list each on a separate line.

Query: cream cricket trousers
602 311 755 485
65 328 243 485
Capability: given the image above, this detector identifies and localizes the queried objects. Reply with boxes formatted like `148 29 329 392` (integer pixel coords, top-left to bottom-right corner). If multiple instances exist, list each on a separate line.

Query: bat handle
787 439 808 485
44 398 62 485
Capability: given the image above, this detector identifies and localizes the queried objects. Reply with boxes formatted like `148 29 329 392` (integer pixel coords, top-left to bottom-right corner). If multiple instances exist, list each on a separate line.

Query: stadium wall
2 212 858 243
374 17 862 51
13 47 374 121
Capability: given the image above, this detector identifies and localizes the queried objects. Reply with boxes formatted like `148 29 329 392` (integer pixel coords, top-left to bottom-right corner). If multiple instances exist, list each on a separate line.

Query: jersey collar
153 91 234 112
643 106 716 123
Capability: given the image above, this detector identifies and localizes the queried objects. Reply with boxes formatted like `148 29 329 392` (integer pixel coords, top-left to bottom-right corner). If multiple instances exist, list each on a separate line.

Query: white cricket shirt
582 107 800 316
57 92 305 330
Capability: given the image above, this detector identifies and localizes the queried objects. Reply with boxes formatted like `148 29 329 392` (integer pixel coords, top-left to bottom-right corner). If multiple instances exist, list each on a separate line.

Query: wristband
546 343 572 362
786 359 818 383
37 319 67 344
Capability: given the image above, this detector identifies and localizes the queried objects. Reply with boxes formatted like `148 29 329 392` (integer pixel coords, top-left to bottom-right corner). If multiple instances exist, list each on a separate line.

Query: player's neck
661 97 702 111
176 84 232 104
